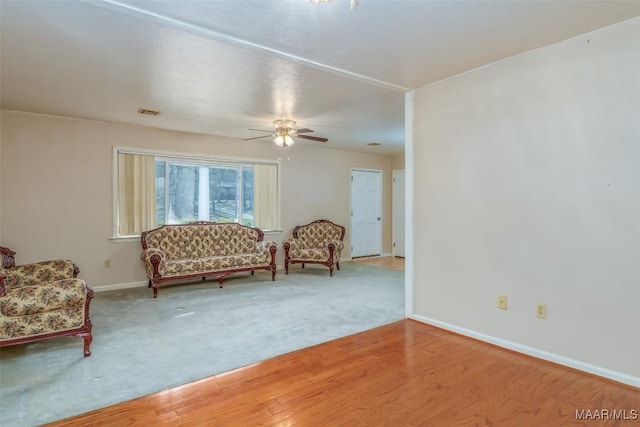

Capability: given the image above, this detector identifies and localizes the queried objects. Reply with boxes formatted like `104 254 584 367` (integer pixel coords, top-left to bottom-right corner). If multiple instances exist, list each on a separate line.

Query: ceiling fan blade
248 128 273 133
243 135 271 141
297 135 328 142
296 128 314 134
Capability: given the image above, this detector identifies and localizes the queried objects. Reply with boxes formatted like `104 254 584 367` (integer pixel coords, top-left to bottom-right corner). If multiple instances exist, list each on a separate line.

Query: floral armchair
0 247 94 357
283 219 346 276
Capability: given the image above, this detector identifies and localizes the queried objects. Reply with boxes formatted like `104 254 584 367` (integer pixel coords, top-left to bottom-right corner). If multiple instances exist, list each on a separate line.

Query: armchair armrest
325 239 345 251
282 238 302 251
256 240 277 254
141 248 167 278
257 241 277 267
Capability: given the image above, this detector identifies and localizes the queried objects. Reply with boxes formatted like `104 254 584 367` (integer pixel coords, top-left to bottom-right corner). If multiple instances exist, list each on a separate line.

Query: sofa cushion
164 259 204 275
0 279 87 317
0 308 85 340
291 248 329 260
201 253 269 271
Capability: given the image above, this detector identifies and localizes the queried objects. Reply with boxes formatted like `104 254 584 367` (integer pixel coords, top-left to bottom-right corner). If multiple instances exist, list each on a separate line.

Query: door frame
392 169 405 257
350 168 383 259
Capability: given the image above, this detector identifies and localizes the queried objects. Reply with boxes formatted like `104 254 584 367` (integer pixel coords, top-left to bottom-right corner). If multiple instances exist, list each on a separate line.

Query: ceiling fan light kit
273 119 296 147
244 118 328 146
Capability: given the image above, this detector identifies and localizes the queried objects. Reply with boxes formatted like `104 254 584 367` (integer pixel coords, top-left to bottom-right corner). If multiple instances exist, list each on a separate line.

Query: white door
392 169 405 257
351 169 382 258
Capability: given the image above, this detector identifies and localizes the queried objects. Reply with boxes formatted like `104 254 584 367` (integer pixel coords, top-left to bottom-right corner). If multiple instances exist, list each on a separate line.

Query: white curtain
118 153 156 236
253 164 278 230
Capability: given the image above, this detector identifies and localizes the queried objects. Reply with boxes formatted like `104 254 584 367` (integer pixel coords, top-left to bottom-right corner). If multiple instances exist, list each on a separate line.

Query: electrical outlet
497 295 507 310
104 260 111 269
536 303 546 319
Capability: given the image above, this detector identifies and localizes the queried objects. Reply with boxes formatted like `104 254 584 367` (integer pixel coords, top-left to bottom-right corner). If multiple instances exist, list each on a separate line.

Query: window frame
112 146 281 241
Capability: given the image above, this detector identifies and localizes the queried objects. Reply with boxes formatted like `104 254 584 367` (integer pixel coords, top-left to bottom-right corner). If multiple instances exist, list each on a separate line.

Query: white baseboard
93 281 147 292
349 252 393 261
409 314 640 389
92 267 287 292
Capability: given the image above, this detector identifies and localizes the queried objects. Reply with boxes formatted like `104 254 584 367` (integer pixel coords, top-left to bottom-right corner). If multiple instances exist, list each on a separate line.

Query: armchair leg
329 266 334 277
83 333 93 357
285 258 289 274
337 261 340 270
148 280 152 288
302 263 305 269
152 283 158 298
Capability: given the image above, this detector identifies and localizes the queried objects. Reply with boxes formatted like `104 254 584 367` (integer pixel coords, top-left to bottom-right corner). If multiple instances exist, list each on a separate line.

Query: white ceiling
2 0 640 155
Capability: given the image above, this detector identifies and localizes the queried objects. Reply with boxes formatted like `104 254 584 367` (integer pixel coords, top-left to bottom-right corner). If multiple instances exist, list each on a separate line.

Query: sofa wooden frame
141 221 278 298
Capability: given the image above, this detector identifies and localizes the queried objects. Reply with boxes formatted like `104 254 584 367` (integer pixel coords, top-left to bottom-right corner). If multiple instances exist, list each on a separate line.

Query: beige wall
391 153 404 170
412 18 640 382
0 111 394 287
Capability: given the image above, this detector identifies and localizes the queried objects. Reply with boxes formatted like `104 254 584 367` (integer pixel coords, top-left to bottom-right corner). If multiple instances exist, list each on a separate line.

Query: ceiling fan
244 119 328 147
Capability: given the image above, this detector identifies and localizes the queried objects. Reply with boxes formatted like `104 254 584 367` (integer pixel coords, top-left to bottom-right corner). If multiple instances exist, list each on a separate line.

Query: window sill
112 229 281 242
110 236 140 243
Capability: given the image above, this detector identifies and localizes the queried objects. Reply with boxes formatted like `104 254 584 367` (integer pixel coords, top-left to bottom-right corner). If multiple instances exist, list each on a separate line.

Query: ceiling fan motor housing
274 119 297 136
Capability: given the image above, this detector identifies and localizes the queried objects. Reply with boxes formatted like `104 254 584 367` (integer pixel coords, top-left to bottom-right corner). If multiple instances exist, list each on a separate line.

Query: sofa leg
251 271 254 275
152 284 158 298
271 267 276 281
337 261 340 271
148 280 152 288
329 266 334 277
285 259 289 274
219 277 224 288
83 334 93 357
302 263 305 269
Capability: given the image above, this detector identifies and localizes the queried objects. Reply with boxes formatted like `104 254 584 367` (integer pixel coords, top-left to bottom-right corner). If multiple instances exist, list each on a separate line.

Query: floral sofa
0 247 94 357
141 221 278 298
283 219 346 276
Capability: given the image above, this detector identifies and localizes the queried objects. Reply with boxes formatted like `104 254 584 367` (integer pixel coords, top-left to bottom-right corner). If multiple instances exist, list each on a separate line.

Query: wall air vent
137 108 160 115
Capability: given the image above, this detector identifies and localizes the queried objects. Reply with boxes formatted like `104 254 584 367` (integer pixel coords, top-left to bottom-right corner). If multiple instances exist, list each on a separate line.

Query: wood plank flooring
47 320 639 426
352 255 405 271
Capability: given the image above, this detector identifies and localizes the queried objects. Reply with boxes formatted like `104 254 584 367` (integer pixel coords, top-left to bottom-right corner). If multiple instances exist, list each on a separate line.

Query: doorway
350 169 382 258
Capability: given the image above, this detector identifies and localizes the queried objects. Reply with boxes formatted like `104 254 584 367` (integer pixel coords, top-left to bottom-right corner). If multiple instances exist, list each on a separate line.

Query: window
115 149 279 237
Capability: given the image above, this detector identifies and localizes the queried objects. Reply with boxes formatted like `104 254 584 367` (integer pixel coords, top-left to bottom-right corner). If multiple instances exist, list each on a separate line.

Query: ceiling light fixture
137 108 160 115
273 119 297 147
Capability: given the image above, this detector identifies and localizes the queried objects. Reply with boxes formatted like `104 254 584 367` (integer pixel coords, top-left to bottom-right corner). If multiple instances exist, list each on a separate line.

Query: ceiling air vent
367 142 381 147
137 108 160 115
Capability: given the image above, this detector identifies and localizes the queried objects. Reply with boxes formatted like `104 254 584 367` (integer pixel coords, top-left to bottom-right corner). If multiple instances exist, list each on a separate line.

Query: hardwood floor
352 255 405 271
47 320 638 426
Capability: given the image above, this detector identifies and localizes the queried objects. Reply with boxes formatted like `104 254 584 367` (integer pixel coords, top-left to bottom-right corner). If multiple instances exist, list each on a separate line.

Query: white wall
411 18 640 383
0 111 394 287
